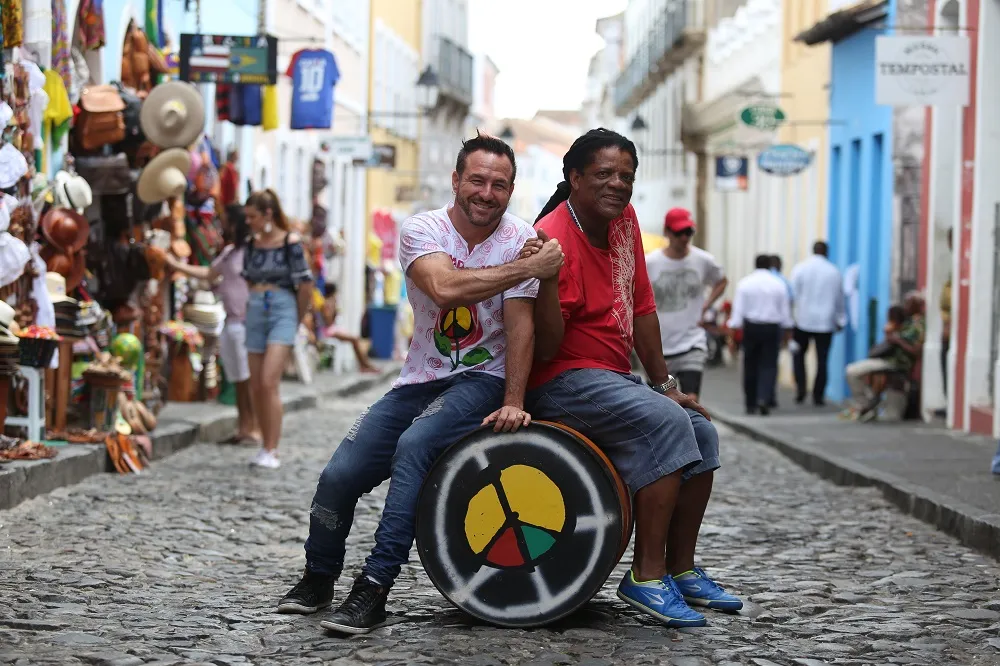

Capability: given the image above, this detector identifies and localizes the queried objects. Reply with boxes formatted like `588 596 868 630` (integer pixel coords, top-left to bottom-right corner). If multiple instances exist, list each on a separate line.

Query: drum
415 422 634 628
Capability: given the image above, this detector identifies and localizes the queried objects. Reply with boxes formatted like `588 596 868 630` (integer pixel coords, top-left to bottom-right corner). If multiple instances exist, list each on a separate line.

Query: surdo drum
415 422 634 628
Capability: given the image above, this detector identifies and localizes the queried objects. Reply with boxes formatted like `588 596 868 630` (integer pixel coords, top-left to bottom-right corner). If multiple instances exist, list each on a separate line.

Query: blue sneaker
672 567 743 612
616 570 707 627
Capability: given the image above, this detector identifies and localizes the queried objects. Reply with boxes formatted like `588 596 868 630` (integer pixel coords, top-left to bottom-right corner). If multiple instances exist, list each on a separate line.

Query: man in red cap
645 208 727 401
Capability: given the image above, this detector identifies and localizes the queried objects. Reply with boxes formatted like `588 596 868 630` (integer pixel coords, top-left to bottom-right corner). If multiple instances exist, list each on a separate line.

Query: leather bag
74 154 132 195
76 85 126 151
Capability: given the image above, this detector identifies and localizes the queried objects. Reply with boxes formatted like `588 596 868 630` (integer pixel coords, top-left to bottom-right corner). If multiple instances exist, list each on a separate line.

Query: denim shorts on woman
526 368 721 492
245 289 298 353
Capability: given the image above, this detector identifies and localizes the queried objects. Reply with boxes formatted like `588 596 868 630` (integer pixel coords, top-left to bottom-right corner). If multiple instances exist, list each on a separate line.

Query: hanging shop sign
875 35 970 107
715 156 749 191
324 136 375 165
369 144 397 169
757 144 812 176
739 104 786 131
179 34 278 85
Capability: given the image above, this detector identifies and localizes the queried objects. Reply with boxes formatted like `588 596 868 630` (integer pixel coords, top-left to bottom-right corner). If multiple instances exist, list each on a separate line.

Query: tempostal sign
875 35 970 107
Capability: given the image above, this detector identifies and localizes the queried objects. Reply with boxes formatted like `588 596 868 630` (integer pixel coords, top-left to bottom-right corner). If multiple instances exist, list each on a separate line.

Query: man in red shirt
219 148 240 207
525 129 742 628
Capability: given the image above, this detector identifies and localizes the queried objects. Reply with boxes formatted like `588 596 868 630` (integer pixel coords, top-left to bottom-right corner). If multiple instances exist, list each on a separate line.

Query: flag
144 0 163 48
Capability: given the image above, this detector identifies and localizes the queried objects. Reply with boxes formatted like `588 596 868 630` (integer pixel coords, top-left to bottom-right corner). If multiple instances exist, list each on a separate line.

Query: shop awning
795 0 889 46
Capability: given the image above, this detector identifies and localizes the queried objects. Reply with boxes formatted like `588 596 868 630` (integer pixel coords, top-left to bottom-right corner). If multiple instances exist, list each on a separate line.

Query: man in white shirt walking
727 255 794 415
646 208 727 401
789 241 845 406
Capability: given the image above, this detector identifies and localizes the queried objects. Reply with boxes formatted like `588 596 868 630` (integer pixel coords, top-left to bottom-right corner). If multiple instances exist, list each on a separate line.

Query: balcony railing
437 36 473 107
614 0 706 114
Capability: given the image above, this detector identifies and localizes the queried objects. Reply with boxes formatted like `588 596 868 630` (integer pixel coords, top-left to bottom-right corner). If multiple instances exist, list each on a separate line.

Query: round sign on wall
757 144 813 176
739 105 787 131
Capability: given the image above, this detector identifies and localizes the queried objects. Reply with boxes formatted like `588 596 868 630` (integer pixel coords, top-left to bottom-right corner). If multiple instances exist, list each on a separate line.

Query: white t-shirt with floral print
395 206 539 388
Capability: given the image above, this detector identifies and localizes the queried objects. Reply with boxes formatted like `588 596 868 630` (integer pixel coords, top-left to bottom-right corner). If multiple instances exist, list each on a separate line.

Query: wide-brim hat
41 245 86 291
140 82 205 149
53 171 94 213
41 207 90 254
137 149 192 204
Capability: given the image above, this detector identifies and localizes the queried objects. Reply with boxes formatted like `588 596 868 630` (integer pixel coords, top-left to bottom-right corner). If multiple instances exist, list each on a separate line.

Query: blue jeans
304 371 504 587
245 289 298 353
992 441 1000 475
527 369 719 492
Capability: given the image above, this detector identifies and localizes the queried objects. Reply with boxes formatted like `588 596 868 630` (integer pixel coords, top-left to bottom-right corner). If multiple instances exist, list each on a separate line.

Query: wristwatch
651 376 678 395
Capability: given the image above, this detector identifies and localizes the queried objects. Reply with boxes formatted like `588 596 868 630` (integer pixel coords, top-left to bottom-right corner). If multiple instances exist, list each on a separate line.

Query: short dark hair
324 283 338 299
813 241 828 256
755 254 772 270
224 204 250 249
770 255 782 270
535 128 639 223
456 131 516 183
888 304 906 324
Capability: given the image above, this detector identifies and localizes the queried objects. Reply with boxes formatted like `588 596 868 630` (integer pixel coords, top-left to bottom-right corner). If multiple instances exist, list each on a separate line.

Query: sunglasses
670 228 695 238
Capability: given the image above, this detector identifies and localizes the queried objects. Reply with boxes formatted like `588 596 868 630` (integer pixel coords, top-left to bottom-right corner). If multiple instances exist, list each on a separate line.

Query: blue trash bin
367 305 397 359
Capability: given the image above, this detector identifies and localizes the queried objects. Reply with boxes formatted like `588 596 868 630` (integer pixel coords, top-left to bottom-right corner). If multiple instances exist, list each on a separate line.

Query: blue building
797 0 896 401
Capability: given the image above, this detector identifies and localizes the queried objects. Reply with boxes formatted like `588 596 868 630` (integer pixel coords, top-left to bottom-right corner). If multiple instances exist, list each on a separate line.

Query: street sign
715 156 749 191
324 136 374 165
179 34 278 85
369 144 397 169
757 144 812 176
740 104 786 131
875 35 970 106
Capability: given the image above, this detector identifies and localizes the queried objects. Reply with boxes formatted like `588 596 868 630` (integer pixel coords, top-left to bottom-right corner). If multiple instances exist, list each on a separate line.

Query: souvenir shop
0 0 235 472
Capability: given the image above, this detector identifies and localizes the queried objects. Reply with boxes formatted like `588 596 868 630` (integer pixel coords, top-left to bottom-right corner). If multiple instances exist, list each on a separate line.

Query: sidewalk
0 363 400 510
702 364 1000 559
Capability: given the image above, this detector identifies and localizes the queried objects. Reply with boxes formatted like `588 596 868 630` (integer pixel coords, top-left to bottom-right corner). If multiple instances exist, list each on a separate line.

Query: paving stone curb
0 365 400 511
708 404 1000 560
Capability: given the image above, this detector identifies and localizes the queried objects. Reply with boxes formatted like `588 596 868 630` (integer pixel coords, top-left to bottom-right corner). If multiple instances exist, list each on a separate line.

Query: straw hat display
182 290 225 331
137 148 191 204
0 301 19 376
139 82 205 149
46 272 78 305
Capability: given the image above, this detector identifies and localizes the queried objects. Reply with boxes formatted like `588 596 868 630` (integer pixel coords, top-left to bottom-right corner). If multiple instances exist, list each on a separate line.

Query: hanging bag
75 85 126 151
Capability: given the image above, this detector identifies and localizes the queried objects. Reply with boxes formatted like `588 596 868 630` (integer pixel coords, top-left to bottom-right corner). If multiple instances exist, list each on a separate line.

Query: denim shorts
527 368 721 492
245 289 298 353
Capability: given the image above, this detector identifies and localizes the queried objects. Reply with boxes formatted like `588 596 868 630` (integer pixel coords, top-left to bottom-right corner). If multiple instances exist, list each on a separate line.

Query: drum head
416 422 626 628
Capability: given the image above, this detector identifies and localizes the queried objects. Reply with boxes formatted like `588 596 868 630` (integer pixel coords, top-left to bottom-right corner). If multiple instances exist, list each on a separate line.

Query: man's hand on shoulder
665 388 711 421
482 405 532 432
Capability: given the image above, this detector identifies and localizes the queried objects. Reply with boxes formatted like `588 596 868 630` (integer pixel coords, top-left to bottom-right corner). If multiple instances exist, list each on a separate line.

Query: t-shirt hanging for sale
286 49 340 130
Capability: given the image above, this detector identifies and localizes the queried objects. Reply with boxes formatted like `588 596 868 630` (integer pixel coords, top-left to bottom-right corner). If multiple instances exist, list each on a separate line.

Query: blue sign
757 144 812 176
715 156 749 191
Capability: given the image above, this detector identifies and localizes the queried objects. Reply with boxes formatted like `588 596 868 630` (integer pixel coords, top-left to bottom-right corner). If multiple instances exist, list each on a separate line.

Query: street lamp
631 115 649 133
416 66 441 112
499 125 515 141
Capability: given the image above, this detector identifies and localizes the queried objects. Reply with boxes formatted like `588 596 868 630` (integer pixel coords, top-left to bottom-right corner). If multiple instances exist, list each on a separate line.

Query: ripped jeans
304 371 504 587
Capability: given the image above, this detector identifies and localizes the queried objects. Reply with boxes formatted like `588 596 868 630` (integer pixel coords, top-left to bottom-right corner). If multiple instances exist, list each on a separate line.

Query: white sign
325 136 374 163
875 35 970 106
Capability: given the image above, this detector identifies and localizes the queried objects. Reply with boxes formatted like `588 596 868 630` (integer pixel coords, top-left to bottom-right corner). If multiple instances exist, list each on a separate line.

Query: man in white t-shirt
278 133 564 634
645 208 727 401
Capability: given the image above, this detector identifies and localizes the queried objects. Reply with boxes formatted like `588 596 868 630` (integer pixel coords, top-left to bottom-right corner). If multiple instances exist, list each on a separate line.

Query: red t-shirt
529 202 656 388
219 163 239 207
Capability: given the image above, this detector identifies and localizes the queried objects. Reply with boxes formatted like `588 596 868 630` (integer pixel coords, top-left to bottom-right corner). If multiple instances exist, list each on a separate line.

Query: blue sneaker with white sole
672 567 743 612
616 570 707 627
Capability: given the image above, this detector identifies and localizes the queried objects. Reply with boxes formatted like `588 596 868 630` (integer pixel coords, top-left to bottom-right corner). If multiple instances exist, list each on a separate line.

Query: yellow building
778 0 831 263
366 0 423 247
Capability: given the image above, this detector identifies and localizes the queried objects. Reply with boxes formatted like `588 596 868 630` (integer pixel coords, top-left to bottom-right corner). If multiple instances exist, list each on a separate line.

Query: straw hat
140 82 205 149
53 170 94 213
137 149 191 204
46 272 78 304
41 207 90 254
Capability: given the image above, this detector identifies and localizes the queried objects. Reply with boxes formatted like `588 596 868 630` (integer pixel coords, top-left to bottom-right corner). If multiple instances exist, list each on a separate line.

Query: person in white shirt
790 241 846 406
646 208 727 401
727 255 794 415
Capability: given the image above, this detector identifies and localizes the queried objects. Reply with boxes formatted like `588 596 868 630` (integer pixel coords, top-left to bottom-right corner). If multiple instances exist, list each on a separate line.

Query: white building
681 0 783 288
582 13 627 133
419 0 474 209
614 0 707 234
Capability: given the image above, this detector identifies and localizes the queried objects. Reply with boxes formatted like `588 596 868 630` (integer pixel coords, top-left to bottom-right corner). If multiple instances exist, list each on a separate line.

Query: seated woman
844 293 925 422
318 284 378 374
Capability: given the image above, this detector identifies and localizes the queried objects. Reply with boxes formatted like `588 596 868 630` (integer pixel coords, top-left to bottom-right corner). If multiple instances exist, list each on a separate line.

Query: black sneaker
277 569 335 614
319 576 389 635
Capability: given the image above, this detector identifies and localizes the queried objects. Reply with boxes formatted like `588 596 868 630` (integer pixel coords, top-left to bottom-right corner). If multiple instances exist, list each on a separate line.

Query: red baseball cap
664 208 696 234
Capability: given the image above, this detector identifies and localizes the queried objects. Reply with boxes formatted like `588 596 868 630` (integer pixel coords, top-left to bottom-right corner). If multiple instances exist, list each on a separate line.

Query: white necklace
566 200 585 233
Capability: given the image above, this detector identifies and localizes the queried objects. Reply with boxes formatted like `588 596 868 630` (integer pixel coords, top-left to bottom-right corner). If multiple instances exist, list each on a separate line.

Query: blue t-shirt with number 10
287 49 340 130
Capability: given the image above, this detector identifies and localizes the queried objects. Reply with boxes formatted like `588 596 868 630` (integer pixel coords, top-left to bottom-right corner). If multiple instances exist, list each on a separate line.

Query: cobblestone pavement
1 378 1000 666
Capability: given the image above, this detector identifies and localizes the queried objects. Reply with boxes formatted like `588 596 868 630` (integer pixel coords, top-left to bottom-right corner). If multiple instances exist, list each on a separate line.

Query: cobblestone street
1 378 999 665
